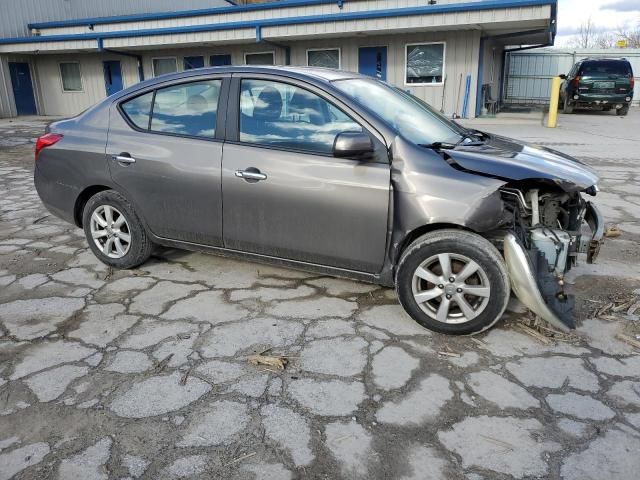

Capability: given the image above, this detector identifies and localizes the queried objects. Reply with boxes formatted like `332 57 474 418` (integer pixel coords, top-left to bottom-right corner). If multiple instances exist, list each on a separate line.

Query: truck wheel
617 105 629 116
395 229 510 335
82 190 153 269
563 97 574 114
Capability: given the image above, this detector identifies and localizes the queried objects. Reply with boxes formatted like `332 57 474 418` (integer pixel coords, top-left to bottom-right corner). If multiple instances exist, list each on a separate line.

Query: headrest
186 94 207 113
289 90 324 125
252 86 282 121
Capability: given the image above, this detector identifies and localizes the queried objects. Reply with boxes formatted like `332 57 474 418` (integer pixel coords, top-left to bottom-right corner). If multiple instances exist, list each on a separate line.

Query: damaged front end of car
499 183 604 332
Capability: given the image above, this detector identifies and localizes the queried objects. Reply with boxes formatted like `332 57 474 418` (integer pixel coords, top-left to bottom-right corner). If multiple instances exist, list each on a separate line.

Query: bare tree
594 32 615 49
615 23 640 48
571 17 596 48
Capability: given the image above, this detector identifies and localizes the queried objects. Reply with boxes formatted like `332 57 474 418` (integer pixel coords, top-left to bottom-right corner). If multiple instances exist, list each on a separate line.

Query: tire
617 105 629 116
395 229 510 335
82 190 153 269
563 96 574 114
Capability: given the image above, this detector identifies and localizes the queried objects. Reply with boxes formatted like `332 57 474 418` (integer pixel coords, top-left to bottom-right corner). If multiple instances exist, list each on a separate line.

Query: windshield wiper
418 142 458 150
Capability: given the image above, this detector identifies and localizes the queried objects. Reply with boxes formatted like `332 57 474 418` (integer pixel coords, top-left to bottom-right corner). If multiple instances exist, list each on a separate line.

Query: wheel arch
74 185 112 227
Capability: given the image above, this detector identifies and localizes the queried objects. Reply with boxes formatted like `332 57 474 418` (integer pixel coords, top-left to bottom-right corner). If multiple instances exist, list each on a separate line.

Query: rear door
107 75 228 246
221 75 390 273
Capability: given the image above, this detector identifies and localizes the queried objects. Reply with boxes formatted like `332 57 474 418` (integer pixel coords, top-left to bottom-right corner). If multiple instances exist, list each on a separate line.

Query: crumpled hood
445 133 599 191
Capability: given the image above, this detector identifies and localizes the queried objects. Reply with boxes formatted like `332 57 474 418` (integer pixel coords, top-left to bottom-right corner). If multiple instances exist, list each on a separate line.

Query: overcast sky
555 0 640 45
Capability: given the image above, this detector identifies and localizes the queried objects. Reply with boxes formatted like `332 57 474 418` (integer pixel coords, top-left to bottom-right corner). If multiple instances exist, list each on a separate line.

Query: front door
358 46 387 81
9 62 37 115
222 77 390 273
107 77 227 245
103 61 123 97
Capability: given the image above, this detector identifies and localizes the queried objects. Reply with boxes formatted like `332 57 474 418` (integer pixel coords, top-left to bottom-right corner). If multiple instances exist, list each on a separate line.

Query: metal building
0 0 557 119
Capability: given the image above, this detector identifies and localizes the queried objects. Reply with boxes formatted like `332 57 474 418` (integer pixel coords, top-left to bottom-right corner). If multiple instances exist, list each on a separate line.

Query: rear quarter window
121 92 153 129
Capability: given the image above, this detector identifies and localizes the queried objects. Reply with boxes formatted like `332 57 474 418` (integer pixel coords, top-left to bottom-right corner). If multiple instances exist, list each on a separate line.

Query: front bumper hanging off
503 202 604 332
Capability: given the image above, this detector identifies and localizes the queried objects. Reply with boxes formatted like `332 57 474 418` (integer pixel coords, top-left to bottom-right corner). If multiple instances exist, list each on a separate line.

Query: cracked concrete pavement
1 111 639 479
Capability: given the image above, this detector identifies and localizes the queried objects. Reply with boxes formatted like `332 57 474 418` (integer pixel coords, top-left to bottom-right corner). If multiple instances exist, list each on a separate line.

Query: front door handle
112 154 136 164
235 169 267 181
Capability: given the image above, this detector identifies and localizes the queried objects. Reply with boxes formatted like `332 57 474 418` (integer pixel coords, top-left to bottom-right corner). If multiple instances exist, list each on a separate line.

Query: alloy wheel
411 253 491 324
89 205 131 259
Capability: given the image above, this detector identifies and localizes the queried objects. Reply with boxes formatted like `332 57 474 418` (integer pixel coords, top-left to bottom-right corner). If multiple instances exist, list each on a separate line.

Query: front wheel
82 190 153 269
395 229 510 335
563 96 574 114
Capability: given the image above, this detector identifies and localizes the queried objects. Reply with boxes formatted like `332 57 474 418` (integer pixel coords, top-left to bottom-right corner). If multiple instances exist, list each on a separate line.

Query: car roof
115 65 364 100
579 57 630 63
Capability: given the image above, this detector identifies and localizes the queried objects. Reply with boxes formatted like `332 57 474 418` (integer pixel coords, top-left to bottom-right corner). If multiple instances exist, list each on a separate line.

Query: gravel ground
0 109 639 480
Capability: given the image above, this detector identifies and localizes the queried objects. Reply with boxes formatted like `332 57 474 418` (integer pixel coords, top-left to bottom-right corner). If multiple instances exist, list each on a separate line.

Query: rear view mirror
559 74 567 80
333 131 374 158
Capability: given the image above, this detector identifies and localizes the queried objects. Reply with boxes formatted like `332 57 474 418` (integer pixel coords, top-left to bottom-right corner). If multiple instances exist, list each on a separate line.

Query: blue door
184 56 205 70
9 62 37 115
210 54 232 67
103 61 123 97
358 46 387 81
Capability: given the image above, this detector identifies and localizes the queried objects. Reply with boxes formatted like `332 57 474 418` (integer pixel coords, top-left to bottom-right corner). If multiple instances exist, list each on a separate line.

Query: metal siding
30 3 551 39
0 0 228 38
32 53 138 116
505 48 639 106
22 30 481 117
33 1 485 36
288 30 481 116
0 55 16 117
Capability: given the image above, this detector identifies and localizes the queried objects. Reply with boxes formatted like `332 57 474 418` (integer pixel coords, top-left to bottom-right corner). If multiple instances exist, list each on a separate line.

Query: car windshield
333 77 467 146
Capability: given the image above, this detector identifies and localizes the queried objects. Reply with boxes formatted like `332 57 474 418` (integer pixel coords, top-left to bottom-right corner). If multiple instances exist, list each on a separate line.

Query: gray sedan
34 66 603 335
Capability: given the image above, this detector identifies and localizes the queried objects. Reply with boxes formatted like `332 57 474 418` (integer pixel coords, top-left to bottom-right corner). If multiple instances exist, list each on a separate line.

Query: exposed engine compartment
497 183 602 330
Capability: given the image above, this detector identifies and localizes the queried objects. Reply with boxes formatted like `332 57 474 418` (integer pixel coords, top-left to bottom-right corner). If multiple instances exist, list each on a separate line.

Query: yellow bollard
547 76 562 128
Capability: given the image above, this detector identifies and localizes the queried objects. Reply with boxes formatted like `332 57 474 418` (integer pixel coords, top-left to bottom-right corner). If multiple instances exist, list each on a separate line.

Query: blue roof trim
28 0 342 29
2 0 557 46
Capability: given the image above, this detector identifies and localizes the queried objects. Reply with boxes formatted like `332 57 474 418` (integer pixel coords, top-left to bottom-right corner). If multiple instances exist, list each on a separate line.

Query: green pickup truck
560 58 635 115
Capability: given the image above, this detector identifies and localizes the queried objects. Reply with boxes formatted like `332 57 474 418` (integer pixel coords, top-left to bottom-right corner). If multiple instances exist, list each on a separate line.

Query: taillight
35 133 63 160
571 76 580 89
630 76 635 90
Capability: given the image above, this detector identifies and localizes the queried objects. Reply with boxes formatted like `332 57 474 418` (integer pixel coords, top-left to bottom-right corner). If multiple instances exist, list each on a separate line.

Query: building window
59 62 82 92
152 57 178 77
405 43 445 85
239 79 362 155
307 49 340 69
150 79 222 138
183 56 204 70
210 54 232 67
244 52 275 65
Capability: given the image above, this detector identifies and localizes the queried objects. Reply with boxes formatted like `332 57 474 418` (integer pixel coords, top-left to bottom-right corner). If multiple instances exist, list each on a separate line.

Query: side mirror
559 74 567 80
333 131 374 158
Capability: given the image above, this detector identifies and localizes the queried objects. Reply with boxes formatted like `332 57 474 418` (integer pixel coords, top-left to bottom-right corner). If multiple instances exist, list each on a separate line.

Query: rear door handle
112 154 136 164
235 169 267 181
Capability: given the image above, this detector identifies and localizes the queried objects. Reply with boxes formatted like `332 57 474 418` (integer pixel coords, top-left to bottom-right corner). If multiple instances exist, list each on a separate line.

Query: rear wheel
82 190 153 269
617 105 629 116
396 230 510 335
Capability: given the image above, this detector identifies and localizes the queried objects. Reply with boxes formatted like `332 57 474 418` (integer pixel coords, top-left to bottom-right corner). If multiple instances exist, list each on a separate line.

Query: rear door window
151 80 222 138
